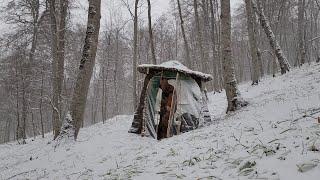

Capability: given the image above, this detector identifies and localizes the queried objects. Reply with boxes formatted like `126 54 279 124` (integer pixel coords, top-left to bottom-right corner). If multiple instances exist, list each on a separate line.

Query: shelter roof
137 61 213 82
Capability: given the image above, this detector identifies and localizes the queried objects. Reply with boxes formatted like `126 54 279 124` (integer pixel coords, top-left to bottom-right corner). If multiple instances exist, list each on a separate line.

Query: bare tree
221 0 247 112
252 0 290 74
177 0 191 67
297 0 306 66
245 0 260 85
49 0 69 139
133 0 139 109
209 0 221 92
147 0 156 64
3 0 46 143
193 0 205 71
69 0 101 140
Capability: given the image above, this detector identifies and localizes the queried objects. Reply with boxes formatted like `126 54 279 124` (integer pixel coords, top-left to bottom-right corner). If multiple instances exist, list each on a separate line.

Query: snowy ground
1 63 320 180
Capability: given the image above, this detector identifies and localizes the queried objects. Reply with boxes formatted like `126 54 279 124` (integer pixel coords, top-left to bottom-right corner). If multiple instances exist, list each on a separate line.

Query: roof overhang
137 61 213 82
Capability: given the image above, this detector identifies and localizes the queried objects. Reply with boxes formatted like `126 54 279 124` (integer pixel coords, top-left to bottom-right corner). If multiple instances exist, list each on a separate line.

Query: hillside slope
1 63 320 180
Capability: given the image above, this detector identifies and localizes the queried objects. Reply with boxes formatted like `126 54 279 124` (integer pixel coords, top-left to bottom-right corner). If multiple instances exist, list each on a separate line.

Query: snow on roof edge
137 61 213 82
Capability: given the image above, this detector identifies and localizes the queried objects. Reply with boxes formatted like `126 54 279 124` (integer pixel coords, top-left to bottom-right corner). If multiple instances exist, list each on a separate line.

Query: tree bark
252 0 290 74
194 0 205 71
132 0 139 110
221 0 247 112
209 0 220 92
15 57 23 142
245 0 260 85
101 65 106 123
297 0 306 65
70 0 101 140
177 0 191 67
50 0 68 140
40 63 45 138
147 0 156 64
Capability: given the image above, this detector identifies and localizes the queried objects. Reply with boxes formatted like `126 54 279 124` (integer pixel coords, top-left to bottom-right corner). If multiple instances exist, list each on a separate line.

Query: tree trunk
70 0 101 140
49 0 60 139
5 118 10 143
101 65 106 123
133 0 139 110
245 0 260 85
21 74 27 143
177 0 191 67
209 0 220 92
147 0 156 64
15 58 23 142
194 0 205 71
50 0 68 140
252 0 290 74
201 0 213 90
221 0 247 112
297 0 306 65
31 111 36 138
129 73 154 134
57 0 68 114
40 64 45 138
310 0 320 63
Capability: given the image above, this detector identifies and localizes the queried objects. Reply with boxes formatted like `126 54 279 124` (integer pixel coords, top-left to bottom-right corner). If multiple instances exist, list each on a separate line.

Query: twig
292 109 320 123
277 119 291 124
308 36 320 42
278 108 320 124
7 169 37 179
44 96 61 122
231 132 249 149
280 128 296 134
268 139 279 144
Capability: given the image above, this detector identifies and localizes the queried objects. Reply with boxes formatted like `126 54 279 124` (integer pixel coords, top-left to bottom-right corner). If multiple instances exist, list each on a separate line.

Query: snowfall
1 63 320 180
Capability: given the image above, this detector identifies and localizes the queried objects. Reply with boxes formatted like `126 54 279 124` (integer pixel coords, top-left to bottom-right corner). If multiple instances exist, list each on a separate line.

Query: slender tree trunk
147 0 156 64
213 0 224 91
93 85 99 124
273 56 277 77
252 0 290 74
5 119 10 142
194 0 205 71
201 0 213 90
133 0 139 110
245 0 260 85
314 4 320 63
129 73 154 134
177 0 191 67
15 58 22 142
315 15 320 63
209 0 220 92
221 0 247 112
101 65 106 123
31 111 36 138
70 0 101 140
297 0 306 65
21 74 27 143
114 31 120 115
39 63 45 138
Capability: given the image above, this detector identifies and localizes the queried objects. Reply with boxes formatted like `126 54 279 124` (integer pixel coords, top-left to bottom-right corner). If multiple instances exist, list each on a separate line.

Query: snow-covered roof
137 61 213 82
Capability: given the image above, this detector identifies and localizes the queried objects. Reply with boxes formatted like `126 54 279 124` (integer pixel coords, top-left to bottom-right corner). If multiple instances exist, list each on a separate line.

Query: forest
0 0 319 146
1 0 320 179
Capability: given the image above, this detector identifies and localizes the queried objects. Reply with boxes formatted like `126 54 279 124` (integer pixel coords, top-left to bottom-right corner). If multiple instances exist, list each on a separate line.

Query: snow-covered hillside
1 63 320 180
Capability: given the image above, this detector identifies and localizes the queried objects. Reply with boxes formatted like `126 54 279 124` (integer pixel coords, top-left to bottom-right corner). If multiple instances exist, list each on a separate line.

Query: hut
129 61 213 140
